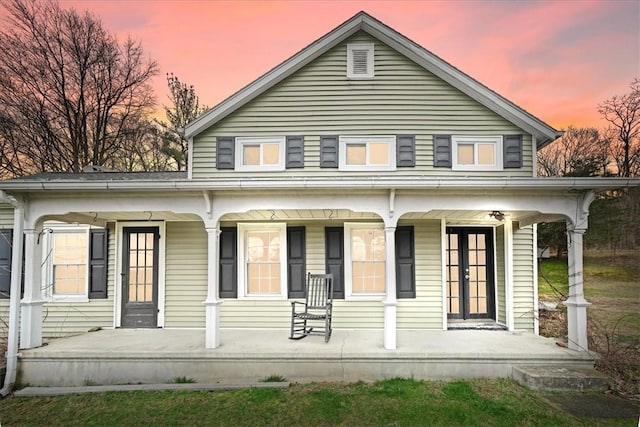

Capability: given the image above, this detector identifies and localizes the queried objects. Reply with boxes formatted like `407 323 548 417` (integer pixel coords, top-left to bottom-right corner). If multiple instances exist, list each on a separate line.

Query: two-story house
1 11 637 387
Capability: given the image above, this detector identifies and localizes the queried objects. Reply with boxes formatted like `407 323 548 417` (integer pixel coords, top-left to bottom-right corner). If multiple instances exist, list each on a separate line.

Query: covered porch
18 328 596 387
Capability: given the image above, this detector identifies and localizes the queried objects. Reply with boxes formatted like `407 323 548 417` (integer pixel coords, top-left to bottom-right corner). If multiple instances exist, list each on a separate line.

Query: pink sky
25 1 640 129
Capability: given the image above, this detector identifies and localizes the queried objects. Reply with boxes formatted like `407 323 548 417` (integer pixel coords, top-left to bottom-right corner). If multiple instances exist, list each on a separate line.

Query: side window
42 224 108 301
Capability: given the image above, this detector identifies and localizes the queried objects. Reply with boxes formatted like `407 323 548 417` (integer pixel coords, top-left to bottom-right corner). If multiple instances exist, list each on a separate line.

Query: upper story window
339 136 396 171
344 223 386 299
452 136 503 171
237 223 287 300
235 137 285 171
347 43 374 79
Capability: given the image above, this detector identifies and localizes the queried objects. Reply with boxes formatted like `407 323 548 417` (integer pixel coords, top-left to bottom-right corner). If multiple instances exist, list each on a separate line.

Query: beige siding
495 225 506 324
42 223 116 337
397 220 443 329
513 225 535 331
164 221 207 328
0 206 13 228
193 32 533 178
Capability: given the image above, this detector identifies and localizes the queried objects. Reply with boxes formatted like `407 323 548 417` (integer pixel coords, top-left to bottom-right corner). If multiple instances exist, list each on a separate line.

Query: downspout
0 191 23 397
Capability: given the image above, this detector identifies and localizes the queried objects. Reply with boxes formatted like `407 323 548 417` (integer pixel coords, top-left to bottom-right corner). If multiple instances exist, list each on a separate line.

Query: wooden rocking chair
289 273 334 342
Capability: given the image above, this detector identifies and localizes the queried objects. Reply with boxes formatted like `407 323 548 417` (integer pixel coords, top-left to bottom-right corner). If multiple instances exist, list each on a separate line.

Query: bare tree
598 79 640 177
537 126 610 177
156 73 208 171
0 0 158 176
106 118 176 172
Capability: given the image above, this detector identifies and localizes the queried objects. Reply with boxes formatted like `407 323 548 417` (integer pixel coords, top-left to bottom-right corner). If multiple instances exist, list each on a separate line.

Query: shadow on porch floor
18 329 596 386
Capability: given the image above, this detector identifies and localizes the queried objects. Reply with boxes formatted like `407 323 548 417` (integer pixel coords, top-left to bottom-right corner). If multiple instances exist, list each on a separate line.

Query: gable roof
184 11 561 148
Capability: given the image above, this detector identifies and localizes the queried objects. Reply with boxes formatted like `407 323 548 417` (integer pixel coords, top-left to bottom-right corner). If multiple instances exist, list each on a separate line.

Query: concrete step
512 365 612 391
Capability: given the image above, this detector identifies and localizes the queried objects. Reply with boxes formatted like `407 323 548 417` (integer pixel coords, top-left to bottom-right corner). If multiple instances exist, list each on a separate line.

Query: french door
445 227 495 320
121 227 159 328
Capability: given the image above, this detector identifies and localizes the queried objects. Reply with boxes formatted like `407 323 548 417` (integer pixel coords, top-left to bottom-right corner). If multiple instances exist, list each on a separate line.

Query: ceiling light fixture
490 211 505 221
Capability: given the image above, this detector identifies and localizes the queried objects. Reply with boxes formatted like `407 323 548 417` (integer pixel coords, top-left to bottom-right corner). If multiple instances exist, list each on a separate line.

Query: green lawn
0 379 635 426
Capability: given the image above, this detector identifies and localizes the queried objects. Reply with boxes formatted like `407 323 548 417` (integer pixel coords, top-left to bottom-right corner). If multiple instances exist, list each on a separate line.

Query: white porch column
20 228 45 349
383 226 397 350
565 226 589 351
503 219 515 331
204 227 222 349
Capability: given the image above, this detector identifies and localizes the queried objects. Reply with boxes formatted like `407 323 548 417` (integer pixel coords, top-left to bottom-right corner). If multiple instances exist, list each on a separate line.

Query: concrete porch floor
18 329 596 386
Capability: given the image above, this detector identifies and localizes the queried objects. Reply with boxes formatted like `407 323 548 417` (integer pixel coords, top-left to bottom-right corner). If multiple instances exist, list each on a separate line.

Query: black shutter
287 227 306 298
286 136 304 168
395 226 415 298
433 135 452 167
320 136 339 168
216 137 235 169
396 135 416 167
503 134 523 168
325 227 344 299
88 228 109 299
219 227 237 298
0 229 13 299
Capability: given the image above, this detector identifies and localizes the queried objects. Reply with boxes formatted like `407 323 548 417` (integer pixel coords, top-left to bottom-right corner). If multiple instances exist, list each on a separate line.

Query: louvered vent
347 43 374 78
351 49 369 75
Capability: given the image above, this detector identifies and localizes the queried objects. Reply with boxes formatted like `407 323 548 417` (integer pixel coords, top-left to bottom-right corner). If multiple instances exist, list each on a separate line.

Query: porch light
489 211 505 221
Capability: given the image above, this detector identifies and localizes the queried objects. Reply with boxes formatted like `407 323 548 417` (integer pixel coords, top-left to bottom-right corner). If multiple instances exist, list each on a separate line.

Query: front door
121 227 159 328
445 227 495 320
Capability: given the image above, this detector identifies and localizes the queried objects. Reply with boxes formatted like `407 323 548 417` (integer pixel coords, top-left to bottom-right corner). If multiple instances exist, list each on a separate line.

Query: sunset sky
28 1 640 129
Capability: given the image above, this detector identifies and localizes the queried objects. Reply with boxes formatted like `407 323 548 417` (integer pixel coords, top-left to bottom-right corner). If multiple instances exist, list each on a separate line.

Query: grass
0 378 634 426
538 250 640 338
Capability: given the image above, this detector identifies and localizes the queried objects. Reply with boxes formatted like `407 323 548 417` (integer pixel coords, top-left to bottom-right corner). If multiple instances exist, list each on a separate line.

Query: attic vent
347 43 374 79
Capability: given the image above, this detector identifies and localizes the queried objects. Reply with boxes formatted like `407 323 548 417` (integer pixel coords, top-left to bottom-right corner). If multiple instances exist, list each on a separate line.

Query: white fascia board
1 177 638 193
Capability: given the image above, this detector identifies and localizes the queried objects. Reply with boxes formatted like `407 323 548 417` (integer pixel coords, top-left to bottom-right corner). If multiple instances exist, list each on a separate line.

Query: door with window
445 227 495 320
121 227 159 328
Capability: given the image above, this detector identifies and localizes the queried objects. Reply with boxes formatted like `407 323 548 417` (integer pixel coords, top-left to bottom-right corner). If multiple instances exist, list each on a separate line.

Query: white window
339 136 396 171
235 137 285 171
42 223 92 301
344 223 386 299
452 136 503 171
237 223 287 299
347 43 374 78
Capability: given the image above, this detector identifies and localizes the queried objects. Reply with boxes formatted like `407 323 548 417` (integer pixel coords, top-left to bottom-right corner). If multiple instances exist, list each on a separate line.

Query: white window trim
347 43 375 79
344 222 386 301
339 135 396 171
41 222 91 303
235 136 286 171
452 135 503 171
237 222 287 300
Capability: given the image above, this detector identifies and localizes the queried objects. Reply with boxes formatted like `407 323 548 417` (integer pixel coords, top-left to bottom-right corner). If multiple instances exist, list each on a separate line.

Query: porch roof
1 174 637 193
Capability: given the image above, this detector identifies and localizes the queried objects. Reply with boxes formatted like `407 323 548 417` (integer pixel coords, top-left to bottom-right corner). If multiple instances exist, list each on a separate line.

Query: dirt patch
538 307 567 341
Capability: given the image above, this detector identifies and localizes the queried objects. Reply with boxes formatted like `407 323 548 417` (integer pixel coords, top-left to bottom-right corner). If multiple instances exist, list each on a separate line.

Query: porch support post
565 226 589 351
383 226 397 350
204 227 222 349
504 219 514 331
20 227 45 349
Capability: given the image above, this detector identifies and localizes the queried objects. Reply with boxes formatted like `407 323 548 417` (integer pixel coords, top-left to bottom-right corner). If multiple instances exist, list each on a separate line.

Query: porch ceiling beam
43 213 108 228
